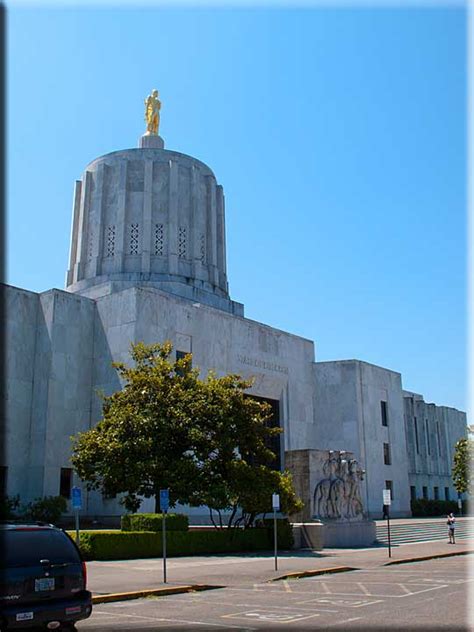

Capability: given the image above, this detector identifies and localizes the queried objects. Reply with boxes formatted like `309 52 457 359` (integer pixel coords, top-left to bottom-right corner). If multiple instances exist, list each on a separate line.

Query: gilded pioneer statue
144 89 161 135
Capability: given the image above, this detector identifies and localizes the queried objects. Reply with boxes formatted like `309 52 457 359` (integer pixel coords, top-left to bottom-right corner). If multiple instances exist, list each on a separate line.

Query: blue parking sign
160 489 169 512
71 486 82 510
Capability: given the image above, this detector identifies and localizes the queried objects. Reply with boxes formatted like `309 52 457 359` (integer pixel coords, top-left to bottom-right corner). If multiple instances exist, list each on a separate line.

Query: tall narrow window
436 422 442 457
88 230 94 261
422 486 428 500
445 487 450 501
106 225 116 257
60 468 73 499
0 466 7 497
385 480 393 500
381 401 388 427
383 443 391 465
410 486 416 501
434 486 439 500
154 223 164 255
414 417 420 454
425 419 431 455
178 226 187 259
129 223 139 255
200 234 206 263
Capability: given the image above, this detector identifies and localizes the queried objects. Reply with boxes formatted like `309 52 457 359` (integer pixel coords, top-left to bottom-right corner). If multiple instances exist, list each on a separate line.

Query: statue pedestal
139 134 164 149
291 520 376 549
322 520 376 548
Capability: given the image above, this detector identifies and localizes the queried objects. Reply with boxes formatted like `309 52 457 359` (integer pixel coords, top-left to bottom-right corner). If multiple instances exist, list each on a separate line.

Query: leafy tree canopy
72 342 302 526
452 437 473 496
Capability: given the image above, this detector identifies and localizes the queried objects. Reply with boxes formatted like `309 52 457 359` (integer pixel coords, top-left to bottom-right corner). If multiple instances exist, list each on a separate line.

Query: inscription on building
237 354 289 375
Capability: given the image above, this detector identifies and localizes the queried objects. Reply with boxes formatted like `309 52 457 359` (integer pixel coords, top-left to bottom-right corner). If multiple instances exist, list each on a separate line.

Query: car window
1 530 81 567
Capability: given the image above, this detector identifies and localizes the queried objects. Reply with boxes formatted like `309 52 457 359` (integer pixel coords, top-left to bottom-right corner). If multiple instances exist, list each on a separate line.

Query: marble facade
2 130 467 523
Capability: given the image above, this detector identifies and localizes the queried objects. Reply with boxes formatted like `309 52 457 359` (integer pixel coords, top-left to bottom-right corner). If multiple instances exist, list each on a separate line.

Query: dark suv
0 523 92 630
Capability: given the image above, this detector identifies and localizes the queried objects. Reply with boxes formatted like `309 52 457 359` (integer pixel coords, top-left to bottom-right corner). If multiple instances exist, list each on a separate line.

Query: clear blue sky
7 5 467 411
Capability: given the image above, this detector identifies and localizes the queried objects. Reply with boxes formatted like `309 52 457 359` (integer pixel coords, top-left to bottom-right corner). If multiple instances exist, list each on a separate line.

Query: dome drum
66 148 229 302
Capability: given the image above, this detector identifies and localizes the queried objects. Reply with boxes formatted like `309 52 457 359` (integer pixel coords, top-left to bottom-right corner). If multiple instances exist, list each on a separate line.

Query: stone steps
376 519 474 545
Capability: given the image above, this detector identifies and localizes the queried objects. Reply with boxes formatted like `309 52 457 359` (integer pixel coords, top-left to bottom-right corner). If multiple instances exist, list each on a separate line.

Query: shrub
121 513 189 532
73 528 274 561
411 498 469 517
23 496 67 525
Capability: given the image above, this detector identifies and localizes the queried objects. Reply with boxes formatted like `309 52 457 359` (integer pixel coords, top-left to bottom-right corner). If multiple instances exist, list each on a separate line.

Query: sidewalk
87 537 473 601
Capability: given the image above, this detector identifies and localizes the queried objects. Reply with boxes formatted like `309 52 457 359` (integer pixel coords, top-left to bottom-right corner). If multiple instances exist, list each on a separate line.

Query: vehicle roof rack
0 519 55 527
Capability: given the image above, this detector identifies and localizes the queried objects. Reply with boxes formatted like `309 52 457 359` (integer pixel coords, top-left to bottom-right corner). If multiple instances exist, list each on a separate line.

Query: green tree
72 342 302 525
452 437 473 496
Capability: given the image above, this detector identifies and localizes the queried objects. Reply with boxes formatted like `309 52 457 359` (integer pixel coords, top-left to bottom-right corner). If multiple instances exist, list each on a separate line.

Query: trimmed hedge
121 513 189 532
73 523 292 561
260 518 293 548
411 498 469 517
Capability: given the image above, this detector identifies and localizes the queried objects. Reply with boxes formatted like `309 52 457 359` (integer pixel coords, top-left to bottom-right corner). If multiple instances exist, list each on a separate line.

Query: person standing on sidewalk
447 512 456 544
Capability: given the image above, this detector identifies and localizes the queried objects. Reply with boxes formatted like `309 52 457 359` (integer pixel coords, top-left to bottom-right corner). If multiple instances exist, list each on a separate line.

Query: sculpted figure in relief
313 451 365 521
144 89 161 135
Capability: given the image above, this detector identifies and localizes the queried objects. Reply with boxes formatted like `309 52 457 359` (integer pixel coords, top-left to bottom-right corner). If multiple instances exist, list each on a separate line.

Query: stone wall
313 360 411 518
403 391 467 502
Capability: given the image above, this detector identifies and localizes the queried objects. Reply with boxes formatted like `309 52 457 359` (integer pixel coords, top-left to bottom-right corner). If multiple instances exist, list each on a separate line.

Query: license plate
16 612 33 621
35 577 55 591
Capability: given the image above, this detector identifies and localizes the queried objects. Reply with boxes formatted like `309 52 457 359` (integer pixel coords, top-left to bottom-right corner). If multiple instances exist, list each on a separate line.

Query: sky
7 3 467 412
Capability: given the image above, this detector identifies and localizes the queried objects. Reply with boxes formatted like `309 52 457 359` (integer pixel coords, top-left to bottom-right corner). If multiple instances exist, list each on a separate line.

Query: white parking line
91 609 251 629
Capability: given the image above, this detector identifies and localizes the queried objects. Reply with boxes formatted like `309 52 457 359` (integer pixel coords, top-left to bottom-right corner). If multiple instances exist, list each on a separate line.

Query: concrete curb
92 584 224 604
269 566 357 582
384 549 474 566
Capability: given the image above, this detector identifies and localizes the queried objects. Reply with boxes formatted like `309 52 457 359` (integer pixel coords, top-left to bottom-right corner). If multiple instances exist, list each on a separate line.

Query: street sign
160 489 169 513
272 493 280 511
159 489 170 584
71 487 82 510
383 489 391 506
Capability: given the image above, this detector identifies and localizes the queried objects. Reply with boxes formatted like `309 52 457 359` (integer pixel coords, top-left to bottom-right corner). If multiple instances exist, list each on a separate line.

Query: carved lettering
237 354 289 375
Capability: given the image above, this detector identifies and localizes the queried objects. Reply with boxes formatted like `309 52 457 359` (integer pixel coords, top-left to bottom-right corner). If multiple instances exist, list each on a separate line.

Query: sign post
160 489 170 584
71 487 82 545
383 489 392 558
272 493 280 571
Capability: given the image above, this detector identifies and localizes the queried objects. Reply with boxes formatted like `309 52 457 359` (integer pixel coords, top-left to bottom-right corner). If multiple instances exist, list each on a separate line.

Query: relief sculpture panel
313 450 365 521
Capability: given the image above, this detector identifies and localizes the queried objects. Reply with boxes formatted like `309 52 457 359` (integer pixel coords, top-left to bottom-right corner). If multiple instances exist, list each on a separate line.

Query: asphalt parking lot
78 556 471 630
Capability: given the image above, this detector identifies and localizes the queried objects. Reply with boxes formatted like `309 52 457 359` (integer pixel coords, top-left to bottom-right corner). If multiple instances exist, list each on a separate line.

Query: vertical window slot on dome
178 226 187 259
130 223 139 255
154 223 164 255
106 225 116 257
200 234 205 262
88 230 94 261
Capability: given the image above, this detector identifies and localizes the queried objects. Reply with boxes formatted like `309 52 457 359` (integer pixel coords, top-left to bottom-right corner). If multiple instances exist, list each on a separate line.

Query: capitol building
3 93 466 522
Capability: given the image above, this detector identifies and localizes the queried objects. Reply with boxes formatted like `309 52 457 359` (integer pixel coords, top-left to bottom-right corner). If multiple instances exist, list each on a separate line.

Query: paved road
87 539 473 595
78 556 471 630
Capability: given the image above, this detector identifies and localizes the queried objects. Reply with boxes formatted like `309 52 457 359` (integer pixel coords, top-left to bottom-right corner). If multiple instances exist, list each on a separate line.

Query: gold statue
144 89 161 135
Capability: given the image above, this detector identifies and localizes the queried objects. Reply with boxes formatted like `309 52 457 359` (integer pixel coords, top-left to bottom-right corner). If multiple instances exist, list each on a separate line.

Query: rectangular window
410 486 416 501
0 466 7 497
381 401 388 427
385 480 393 500
60 468 72 499
414 417 420 454
445 487 450 501
436 422 442 457
422 486 428 500
383 443 391 465
425 419 431 455
175 350 191 376
434 486 439 500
